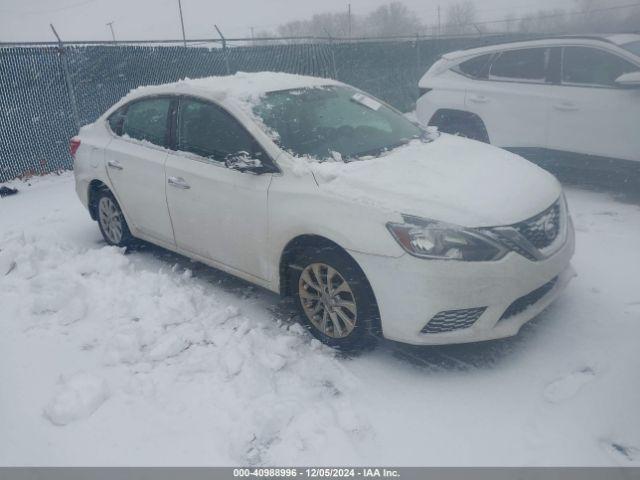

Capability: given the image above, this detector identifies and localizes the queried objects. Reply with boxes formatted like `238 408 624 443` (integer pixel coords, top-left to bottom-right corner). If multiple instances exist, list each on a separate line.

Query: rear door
164 97 273 280
547 45 640 161
104 96 176 247
465 47 554 149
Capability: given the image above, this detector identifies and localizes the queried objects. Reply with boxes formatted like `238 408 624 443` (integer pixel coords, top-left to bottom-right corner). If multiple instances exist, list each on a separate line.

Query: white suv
417 35 640 173
73 72 574 350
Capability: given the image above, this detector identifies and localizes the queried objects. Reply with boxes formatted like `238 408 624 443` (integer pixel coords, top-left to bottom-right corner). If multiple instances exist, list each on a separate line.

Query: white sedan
72 72 575 350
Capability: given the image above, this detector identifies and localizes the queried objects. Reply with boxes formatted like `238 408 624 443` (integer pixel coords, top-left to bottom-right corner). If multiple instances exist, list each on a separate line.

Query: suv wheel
290 247 380 352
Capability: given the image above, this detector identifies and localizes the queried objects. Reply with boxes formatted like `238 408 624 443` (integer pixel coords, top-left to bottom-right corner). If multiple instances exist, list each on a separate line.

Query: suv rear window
454 54 492 78
489 48 550 82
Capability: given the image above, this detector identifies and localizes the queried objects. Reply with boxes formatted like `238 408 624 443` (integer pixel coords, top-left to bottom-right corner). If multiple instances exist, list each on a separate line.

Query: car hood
310 134 561 228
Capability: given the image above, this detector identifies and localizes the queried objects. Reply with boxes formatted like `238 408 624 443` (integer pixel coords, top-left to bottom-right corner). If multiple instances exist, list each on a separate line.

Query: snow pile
0 190 367 464
44 372 110 426
1 173 639 466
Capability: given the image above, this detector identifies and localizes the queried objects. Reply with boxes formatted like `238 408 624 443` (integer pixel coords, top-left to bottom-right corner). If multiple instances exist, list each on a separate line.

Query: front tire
290 247 380 352
96 190 133 247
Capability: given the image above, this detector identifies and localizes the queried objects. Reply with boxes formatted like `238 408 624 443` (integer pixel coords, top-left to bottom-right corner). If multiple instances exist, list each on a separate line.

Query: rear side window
121 97 171 146
177 98 256 161
489 48 550 82
454 54 492 78
562 47 638 87
107 107 126 135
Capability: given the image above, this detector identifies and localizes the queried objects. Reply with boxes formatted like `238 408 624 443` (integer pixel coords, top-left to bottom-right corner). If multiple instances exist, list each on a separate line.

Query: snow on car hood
310 134 561 228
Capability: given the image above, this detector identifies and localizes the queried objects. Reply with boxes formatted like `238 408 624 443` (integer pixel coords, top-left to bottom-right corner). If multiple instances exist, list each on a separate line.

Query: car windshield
253 85 424 161
620 40 640 57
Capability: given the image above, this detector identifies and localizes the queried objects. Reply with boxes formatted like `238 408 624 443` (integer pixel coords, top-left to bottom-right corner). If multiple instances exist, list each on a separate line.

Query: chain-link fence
0 34 529 182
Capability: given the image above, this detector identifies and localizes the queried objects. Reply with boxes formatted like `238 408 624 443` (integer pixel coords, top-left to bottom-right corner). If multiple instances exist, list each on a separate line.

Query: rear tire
289 247 380 352
96 189 134 247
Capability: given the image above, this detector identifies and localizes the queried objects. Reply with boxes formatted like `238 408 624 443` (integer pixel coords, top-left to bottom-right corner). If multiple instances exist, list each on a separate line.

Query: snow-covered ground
1 172 639 466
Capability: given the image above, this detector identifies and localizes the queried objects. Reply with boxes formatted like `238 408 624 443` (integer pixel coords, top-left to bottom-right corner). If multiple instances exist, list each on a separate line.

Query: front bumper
350 220 575 345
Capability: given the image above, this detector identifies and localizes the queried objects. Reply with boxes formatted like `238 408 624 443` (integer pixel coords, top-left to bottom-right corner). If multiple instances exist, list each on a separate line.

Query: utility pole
50 23 80 130
106 21 116 43
177 0 187 47
250 26 255 44
437 5 441 37
347 3 352 40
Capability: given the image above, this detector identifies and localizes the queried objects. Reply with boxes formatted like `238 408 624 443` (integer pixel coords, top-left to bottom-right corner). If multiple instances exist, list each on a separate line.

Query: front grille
500 276 558 321
422 307 486 334
514 201 561 250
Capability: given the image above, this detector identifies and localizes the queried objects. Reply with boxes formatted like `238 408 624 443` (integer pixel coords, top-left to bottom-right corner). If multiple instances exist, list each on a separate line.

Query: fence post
214 24 232 75
50 24 80 131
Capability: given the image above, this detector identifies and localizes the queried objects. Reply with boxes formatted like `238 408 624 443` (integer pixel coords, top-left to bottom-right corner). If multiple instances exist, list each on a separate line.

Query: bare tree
274 2 423 40
277 12 355 41
503 13 518 33
445 1 478 35
363 2 423 37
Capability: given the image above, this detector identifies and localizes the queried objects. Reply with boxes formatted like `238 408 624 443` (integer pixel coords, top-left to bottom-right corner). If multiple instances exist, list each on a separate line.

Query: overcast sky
0 0 585 42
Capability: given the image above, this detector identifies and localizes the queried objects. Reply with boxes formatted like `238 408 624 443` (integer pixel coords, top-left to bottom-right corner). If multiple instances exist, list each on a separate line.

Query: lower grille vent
500 276 558 320
422 307 486 334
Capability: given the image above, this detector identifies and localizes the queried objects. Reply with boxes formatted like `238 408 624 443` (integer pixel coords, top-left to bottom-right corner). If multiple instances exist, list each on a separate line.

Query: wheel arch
278 234 373 300
87 179 109 221
428 108 490 143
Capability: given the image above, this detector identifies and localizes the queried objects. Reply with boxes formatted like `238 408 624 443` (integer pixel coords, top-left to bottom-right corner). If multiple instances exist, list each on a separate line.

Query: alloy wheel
298 262 357 339
98 196 124 244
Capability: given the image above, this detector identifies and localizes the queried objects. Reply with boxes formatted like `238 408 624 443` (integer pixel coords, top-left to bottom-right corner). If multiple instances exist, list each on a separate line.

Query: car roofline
440 34 636 61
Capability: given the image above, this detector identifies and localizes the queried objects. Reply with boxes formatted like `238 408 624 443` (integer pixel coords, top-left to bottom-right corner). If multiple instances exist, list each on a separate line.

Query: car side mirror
615 71 640 87
225 151 265 173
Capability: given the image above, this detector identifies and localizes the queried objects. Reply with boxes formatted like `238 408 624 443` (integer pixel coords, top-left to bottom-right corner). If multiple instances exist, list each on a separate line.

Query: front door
164 97 273 280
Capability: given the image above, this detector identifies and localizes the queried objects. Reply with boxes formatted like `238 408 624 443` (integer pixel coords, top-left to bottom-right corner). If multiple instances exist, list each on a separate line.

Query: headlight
386 215 507 261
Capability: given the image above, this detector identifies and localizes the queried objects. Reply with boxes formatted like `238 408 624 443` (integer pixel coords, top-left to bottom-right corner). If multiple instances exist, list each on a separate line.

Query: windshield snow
253 86 423 161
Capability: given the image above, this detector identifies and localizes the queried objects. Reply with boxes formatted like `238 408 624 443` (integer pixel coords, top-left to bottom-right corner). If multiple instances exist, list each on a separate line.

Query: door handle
468 94 488 103
553 101 579 111
107 159 124 170
167 176 191 190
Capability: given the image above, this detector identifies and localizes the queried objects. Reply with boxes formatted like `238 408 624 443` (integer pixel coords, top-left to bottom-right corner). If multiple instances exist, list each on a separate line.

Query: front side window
562 46 638 87
253 86 423 161
177 98 256 162
489 48 550 82
121 97 171 146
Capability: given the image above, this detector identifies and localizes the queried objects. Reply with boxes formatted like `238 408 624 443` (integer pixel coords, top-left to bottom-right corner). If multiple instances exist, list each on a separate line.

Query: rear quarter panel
416 69 468 125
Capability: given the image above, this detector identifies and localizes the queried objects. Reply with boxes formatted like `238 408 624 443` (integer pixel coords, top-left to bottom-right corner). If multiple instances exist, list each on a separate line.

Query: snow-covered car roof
441 34 640 61
113 71 341 111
